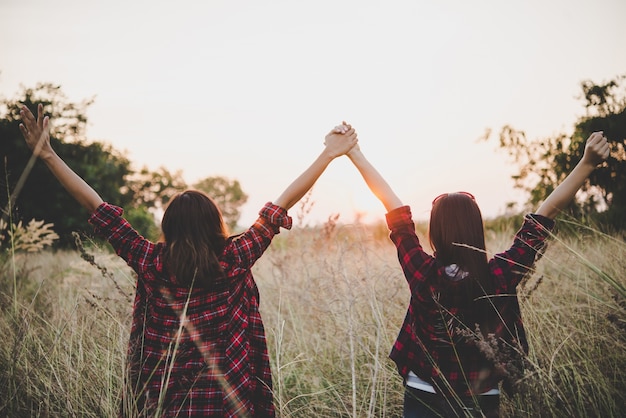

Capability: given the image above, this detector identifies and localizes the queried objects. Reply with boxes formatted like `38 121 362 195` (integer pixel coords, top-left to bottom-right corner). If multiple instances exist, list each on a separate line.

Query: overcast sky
2 0 625 226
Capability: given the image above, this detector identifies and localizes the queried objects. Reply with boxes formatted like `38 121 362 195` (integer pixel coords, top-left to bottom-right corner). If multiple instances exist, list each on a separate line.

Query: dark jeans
403 386 500 418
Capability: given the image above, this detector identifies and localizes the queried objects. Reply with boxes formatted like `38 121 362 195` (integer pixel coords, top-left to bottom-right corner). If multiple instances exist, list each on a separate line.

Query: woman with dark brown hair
341 122 610 417
18 103 357 417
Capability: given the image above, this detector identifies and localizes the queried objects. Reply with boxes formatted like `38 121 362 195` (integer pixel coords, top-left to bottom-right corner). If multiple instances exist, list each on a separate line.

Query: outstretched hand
324 122 358 158
19 104 54 160
582 131 610 167
17 103 103 212
535 130 611 219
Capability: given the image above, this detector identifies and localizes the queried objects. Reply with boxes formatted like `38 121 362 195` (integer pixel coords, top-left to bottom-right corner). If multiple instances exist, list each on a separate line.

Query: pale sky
2 0 625 227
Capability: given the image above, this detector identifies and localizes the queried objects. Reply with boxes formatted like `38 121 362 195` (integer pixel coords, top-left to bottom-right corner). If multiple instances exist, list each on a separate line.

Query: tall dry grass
0 218 624 417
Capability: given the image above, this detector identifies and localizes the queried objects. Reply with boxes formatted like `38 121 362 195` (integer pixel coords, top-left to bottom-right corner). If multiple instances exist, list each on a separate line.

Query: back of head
429 193 487 272
161 190 228 287
429 193 491 307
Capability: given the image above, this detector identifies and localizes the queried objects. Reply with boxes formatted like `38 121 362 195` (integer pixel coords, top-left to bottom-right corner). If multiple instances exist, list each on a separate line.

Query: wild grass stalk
3 165 18 316
501 221 626 417
0 218 624 416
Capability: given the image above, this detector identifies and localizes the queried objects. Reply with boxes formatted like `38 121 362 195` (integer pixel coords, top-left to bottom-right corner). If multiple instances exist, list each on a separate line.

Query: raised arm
272 126 358 210
536 131 610 219
19 104 103 213
345 126 403 212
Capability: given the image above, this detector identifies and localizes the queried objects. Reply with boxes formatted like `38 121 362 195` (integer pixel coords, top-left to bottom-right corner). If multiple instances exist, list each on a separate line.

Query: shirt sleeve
490 213 555 291
228 202 292 270
88 202 155 275
386 205 436 296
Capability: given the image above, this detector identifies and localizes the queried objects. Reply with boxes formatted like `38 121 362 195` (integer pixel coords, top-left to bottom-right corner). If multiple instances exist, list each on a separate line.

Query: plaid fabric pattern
386 206 554 397
89 202 292 417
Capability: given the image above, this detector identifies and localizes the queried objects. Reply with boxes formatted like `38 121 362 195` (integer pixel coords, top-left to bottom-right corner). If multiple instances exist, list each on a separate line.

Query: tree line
490 74 625 230
1 76 625 248
0 83 247 245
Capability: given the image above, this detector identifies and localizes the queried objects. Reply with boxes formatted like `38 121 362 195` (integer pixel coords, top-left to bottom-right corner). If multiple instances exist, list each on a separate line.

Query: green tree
124 166 188 211
574 75 626 227
193 176 248 231
120 166 188 241
1 83 251 243
493 75 626 229
0 83 183 243
0 83 135 244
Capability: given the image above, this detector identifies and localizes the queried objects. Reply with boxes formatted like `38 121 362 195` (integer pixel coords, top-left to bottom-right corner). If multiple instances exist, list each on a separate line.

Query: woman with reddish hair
342 122 609 417
18 103 357 417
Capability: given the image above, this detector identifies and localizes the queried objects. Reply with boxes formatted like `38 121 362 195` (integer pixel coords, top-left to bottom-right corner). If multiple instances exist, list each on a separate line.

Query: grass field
1 217 625 417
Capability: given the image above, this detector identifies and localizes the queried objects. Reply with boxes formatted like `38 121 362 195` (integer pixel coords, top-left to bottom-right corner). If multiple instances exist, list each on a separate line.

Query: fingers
332 121 355 135
590 131 608 147
587 131 603 145
19 107 33 139
37 103 44 129
326 122 358 153
333 124 350 134
19 105 51 146
586 131 610 162
341 134 358 151
20 105 41 137
20 106 35 140
598 136 610 159
601 144 610 159
20 105 35 126
19 123 28 138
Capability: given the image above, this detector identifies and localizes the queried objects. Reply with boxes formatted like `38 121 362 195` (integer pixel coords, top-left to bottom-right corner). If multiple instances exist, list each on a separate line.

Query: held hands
582 131 611 167
19 104 54 160
272 121 359 211
324 122 358 158
337 121 361 157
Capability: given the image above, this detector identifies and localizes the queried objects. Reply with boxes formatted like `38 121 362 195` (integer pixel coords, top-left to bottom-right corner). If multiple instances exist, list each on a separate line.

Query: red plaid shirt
89 202 292 417
386 206 554 397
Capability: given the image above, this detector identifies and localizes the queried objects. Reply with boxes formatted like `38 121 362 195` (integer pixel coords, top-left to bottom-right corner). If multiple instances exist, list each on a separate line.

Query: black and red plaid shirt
89 202 292 417
386 206 554 397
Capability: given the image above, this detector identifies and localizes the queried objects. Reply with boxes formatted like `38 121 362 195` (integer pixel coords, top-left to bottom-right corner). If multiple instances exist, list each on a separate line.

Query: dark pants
403 386 500 418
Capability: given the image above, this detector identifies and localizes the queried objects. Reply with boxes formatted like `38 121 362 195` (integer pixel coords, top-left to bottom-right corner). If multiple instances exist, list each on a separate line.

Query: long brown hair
428 193 494 313
160 190 228 287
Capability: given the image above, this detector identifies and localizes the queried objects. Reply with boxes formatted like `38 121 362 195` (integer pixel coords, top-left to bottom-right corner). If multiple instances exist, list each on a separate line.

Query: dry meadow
1 217 625 417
